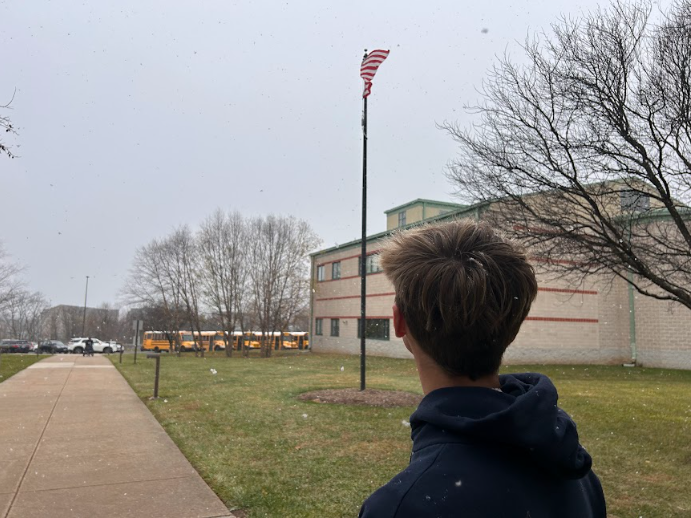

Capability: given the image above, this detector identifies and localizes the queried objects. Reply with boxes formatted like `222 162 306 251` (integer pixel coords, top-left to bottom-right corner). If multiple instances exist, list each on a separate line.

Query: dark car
38 340 68 354
0 339 32 353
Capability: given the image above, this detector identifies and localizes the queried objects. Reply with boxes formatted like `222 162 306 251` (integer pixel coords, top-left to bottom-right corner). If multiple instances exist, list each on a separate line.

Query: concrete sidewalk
0 355 234 518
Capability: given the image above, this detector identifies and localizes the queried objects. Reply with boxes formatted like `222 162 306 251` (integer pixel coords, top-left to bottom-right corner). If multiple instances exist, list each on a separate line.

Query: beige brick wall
311 239 691 369
386 213 399 231
632 286 691 369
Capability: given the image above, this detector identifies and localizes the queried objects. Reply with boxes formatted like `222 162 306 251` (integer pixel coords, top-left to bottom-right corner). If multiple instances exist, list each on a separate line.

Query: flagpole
360 89 368 392
358 47 388 393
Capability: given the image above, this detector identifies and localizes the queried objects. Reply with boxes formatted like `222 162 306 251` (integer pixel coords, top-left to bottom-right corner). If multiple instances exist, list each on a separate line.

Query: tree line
0 242 49 341
122 211 321 357
0 242 128 343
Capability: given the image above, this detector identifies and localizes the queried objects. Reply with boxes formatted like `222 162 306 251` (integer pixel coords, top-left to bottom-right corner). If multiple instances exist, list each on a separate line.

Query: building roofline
383 198 466 214
615 205 691 223
311 201 489 258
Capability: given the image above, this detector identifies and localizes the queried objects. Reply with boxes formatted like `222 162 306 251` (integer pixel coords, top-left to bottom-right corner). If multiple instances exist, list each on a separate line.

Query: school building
309 199 691 370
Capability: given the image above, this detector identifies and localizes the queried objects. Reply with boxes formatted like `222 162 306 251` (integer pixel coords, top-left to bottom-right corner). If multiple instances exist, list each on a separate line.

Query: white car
67 337 118 354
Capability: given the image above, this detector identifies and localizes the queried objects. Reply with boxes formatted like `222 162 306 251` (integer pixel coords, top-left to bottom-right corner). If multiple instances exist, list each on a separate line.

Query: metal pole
134 320 139 365
153 355 160 399
626 222 637 364
81 276 89 336
360 89 368 392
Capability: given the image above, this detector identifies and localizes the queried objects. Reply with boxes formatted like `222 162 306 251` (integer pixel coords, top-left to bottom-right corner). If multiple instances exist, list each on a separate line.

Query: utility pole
81 276 89 336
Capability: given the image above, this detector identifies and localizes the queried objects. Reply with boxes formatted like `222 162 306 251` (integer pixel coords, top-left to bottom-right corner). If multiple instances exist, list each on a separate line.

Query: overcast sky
2 0 650 308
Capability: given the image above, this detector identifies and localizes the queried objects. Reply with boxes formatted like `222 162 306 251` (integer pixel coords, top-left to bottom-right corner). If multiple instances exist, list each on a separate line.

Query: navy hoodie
359 373 606 518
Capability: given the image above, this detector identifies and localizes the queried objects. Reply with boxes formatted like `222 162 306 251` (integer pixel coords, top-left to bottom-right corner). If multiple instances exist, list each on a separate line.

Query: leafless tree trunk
443 0 691 310
198 210 249 357
123 238 186 354
247 215 321 358
167 227 205 357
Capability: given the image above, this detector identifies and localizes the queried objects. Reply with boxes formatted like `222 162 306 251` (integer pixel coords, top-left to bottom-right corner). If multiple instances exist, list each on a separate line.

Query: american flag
360 49 390 98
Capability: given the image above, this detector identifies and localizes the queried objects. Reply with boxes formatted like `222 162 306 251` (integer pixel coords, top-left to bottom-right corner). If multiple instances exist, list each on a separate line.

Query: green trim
309 259 314 350
615 206 691 224
311 201 490 258
384 198 466 215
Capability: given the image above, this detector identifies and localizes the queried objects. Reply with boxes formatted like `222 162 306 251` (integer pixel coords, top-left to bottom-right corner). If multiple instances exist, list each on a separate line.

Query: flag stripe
360 49 389 98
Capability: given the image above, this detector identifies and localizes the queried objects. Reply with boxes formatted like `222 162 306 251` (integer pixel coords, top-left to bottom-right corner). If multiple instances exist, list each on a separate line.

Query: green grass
113 353 691 518
0 353 47 382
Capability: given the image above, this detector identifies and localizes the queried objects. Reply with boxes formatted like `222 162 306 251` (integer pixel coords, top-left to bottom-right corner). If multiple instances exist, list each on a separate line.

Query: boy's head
379 219 537 380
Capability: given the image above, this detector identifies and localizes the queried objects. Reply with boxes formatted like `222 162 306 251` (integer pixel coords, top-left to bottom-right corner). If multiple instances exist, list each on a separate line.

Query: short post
119 348 123 364
133 319 143 365
146 352 161 399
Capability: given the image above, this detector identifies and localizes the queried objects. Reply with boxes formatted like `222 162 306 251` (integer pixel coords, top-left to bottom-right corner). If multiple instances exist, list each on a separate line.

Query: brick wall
311 240 691 369
632 284 691 369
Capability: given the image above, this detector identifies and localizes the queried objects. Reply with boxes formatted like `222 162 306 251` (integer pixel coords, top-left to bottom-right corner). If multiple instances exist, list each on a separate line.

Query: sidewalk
0 355 234 518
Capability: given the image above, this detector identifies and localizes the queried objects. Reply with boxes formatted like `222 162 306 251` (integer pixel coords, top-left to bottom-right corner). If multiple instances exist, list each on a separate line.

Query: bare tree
123 239 186 353
443 0 691 310
57 305 84 342
84 303 121 341
198 210 249 356
0 243 23 312
0 290 48 340
247 215 321 357
167 227 206 357
1 90 17 159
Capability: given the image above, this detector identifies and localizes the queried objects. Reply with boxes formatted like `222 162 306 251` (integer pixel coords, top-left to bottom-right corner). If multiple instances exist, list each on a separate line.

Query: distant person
359 220 606 518
84 337 94 357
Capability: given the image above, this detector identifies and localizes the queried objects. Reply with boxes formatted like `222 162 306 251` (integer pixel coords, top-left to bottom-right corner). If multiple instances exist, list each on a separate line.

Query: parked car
66 337 117 354
106 341 124 352
38 340 68 354
0 339 32 353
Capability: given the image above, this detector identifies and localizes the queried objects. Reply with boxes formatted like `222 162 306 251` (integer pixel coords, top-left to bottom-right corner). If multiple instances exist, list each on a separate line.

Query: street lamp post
81 276 89 336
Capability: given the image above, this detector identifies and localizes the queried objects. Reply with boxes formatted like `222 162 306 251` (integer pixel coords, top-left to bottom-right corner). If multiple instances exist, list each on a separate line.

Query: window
358 254 383 275
317 265 325 281
398 210 406 227
357 318 389 340
315 318 323 335
620 190 650 212
332 261 341 280
366 254 382 274
330 318 339 337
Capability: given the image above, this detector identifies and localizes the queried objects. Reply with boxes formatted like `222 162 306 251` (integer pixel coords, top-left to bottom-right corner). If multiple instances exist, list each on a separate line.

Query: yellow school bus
243 332 262 349
282 331 309 349
194 331 228 351
142 331 197 352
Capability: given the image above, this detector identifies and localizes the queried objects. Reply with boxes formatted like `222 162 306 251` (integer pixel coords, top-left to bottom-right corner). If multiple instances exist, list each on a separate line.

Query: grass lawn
113 352 691 518
0 353 47 382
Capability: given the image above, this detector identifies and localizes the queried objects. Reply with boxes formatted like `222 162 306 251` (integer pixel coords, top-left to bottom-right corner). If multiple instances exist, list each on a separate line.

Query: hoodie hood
410 372 592 479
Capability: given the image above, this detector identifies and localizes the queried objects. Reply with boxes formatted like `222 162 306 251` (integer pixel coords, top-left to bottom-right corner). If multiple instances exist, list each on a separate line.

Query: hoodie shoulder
359 445 442 518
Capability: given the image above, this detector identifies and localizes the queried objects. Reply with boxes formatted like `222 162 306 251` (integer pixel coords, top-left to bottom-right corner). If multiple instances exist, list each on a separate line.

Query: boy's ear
392 304 407 338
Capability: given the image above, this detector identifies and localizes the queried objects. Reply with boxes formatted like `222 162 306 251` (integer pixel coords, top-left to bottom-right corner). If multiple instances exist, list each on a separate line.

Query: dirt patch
230 509 249 518
298 388 422 408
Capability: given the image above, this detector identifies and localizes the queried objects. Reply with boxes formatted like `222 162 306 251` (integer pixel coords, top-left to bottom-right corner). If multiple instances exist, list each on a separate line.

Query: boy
359 220 606 518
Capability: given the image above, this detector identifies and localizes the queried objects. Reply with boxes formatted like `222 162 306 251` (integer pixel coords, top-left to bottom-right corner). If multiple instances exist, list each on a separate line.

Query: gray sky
1 0 622 307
